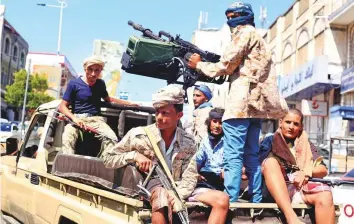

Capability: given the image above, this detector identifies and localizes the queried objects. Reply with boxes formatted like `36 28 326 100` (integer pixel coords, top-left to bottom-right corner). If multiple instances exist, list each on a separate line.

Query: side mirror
6 138 18 155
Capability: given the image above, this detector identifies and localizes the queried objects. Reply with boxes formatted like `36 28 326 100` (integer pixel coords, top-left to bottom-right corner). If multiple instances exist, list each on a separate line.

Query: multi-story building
265 0 354 142
25 53 77 100
328 0 354 137
1 18 29 120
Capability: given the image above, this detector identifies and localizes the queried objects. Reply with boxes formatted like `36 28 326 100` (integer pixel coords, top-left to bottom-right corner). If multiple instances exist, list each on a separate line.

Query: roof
28 52 77 76
267 0 298 29
4 19 29 48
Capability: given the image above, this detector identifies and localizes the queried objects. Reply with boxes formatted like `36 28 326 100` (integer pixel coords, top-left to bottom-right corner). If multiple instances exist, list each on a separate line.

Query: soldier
188 2 288 203
191 84 213 144
102 85 229 224
59 55 137 155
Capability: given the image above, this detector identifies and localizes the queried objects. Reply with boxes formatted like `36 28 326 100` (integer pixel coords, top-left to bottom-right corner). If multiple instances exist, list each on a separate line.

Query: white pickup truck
0 100 341 224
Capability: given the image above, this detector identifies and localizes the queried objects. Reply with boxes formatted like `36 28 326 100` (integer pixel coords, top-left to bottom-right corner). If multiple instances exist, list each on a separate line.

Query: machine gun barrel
128 20 165 42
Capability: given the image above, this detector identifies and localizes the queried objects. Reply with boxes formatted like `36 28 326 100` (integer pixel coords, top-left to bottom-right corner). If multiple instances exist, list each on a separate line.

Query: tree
5 69 55 110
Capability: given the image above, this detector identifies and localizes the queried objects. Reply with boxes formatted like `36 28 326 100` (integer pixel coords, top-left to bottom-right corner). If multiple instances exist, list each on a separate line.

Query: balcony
329 0 354 25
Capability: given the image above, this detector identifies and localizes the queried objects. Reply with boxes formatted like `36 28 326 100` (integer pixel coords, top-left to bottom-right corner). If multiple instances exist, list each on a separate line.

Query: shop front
278 56 340 144
329 66 354 137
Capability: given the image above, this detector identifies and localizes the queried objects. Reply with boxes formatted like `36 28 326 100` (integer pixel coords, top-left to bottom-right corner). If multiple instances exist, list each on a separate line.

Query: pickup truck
0 100 341 224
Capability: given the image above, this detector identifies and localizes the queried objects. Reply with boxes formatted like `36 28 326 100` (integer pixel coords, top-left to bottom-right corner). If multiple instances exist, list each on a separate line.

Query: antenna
197 11 209 30
259 5 267 28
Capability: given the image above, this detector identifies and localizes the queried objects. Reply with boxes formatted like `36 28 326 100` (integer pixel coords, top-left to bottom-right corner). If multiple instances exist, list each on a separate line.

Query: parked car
0 123 20 144
0 118 9 124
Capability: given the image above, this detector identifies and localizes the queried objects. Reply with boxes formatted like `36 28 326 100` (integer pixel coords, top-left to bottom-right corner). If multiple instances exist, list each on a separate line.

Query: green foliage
5 69 55 109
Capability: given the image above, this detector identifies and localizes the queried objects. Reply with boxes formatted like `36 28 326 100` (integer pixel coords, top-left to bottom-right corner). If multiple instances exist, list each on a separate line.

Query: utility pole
37 0 67 54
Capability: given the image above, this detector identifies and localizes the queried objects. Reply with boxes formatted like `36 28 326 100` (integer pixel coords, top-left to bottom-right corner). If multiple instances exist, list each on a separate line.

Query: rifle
309 178 354 186
137 162 190 224
37 110 120 143
121 21 227 102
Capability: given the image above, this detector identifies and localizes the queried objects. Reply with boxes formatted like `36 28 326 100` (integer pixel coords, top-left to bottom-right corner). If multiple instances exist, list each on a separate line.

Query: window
4 38 10 55
269 24 277 41
284 9 293 31
342 93 354 106
315 32 325 56
283 55 292 75
296 44 308 68
298 0 309 17
13 46 18 61
20 53 25 68
21 114 47 158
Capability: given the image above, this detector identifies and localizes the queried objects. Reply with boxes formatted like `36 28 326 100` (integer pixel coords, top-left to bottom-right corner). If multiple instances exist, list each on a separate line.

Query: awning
278 56 340 101
340 66 354 94
329 0 354 25
330 105 354 120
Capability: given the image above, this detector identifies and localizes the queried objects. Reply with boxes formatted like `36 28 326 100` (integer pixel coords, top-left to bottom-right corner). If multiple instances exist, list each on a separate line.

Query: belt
74 113 100 118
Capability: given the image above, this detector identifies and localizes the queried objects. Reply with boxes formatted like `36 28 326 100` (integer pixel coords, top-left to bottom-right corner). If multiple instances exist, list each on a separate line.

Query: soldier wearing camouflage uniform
59 55 137 155
188 2 288 203
103 85 198 223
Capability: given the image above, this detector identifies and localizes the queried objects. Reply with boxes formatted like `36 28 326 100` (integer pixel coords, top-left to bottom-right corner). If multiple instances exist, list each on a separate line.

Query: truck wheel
0 212 22 224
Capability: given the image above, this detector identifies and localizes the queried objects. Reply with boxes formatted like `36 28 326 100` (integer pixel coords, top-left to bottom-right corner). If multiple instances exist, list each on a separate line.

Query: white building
25 53 77 100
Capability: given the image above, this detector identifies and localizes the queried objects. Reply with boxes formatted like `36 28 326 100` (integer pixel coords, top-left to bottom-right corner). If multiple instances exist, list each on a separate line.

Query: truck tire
0 212 22 224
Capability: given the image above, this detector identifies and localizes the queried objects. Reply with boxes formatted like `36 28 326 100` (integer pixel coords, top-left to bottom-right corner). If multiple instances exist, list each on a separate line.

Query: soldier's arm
196 29 252 78
102 129 137 169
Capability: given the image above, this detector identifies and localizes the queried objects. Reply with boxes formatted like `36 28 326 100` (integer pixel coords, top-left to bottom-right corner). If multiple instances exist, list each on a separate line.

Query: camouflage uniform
196 25 288 120
103 124 198 204
196 23 288 203
62 116 118 155
102 85 199 218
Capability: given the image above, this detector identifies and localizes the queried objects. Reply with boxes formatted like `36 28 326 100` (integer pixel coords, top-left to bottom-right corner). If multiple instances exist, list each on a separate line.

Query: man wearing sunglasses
188 2 287 203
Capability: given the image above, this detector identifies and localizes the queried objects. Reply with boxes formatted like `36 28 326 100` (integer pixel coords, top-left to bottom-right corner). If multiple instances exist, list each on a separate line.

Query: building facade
1 17 29 120
265 0 354 143
25 53 77 100
328 0 354 137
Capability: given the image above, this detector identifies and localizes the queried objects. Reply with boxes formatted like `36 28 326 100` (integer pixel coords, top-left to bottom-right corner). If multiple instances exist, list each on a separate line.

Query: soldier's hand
293 171 308 189
187 53 202 69
168 192 177 212
72 117 86 130
135 152 152 172
198 174 206 182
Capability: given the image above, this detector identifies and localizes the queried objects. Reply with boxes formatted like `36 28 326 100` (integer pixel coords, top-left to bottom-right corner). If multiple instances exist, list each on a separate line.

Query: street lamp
37 0 68 55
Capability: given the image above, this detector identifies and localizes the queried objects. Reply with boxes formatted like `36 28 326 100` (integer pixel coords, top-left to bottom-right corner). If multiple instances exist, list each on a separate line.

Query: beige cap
83 55 105 69
152 85 185 108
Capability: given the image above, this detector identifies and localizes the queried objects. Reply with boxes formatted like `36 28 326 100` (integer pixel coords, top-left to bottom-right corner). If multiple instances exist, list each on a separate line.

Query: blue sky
3 0 293 101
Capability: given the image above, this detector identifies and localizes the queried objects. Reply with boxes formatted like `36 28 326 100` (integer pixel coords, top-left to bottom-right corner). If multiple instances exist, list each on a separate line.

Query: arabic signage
340 66 354 94
301 100 327 116
278 56 331 100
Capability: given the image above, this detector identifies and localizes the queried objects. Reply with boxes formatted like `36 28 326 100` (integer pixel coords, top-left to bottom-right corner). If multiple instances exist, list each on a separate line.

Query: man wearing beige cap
102 85 229 224
59 55 137 155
